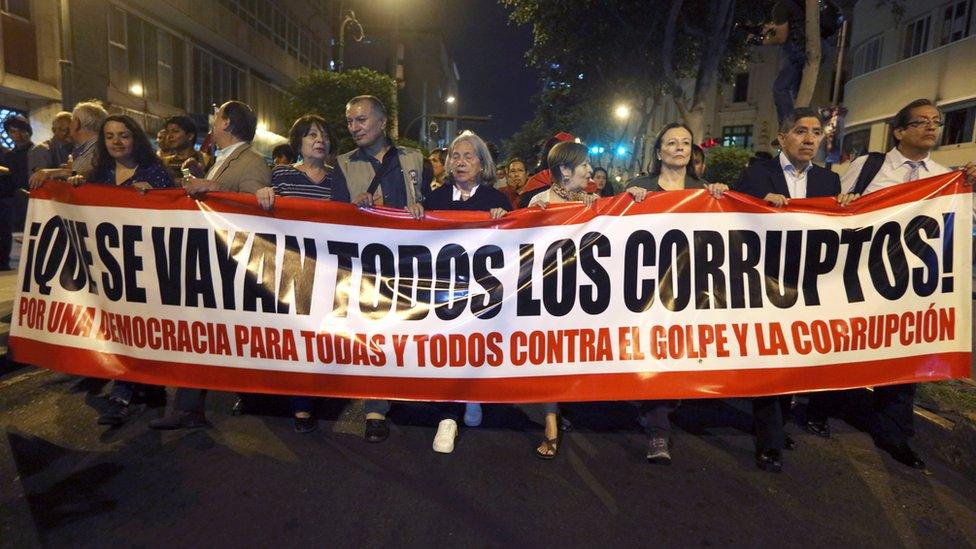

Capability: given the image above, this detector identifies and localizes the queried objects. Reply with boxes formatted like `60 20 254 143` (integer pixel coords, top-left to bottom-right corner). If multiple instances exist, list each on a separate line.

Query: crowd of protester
3 89 974 474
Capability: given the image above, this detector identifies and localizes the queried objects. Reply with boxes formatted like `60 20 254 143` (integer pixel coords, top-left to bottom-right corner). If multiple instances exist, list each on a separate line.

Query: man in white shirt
815 98 975 471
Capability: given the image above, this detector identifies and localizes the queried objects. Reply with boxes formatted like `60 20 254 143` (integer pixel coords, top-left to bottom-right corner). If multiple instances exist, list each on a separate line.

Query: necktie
904 161 922 182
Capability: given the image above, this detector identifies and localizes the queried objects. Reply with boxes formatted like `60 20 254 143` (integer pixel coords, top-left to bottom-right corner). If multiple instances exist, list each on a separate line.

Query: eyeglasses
904 118 944 129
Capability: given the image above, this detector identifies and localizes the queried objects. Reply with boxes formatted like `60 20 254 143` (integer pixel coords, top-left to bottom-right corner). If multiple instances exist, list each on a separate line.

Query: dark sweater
423 182 512 212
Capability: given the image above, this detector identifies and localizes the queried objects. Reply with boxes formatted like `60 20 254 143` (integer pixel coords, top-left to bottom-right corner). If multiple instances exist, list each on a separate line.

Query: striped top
271 164 350 202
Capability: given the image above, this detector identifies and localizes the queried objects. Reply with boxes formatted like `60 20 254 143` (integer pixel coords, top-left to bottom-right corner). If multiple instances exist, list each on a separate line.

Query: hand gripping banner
9 175 972 402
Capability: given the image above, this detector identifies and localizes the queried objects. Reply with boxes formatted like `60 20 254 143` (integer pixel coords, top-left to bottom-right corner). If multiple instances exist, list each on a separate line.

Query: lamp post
336 9 365 72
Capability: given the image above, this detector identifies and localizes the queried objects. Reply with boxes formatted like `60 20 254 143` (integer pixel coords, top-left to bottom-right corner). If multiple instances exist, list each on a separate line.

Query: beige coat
210 143 270 193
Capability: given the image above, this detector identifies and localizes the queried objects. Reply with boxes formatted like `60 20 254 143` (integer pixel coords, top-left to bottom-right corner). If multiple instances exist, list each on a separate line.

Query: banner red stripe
11 337 969 402
29 173 966 231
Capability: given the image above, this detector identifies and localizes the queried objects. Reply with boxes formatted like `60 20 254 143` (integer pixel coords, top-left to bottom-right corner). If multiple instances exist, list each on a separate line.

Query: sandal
535 436 560 460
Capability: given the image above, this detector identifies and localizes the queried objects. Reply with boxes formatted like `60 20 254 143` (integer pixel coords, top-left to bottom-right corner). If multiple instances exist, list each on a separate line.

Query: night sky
441 0 539 145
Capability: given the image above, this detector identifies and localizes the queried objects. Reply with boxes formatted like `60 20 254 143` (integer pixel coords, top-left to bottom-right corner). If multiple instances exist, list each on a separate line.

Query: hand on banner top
488 207 508 220
406 203 425 220
255 187 276 211
764 193 789 207
582 193 599 207
352 192 374 207
67 174 85 187
131 182 153 194
704 183 729 199
184 177 215 198
626 186 648 203
836 192 860 207
962 162 976 186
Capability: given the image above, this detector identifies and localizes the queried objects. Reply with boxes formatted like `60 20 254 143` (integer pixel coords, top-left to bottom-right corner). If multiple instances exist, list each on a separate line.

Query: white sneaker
433 419 458 453
463 403 483 427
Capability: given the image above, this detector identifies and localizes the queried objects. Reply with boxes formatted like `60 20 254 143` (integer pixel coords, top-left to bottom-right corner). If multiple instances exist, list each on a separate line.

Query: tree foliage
282 68 397 155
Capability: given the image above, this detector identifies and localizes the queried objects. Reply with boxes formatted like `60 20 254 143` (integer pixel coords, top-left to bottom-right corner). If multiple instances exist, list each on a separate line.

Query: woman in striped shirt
255 114 350 211
254 114 349 433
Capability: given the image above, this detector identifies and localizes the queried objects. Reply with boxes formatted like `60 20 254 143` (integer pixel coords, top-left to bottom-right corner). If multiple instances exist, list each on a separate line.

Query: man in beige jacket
183 100 270 195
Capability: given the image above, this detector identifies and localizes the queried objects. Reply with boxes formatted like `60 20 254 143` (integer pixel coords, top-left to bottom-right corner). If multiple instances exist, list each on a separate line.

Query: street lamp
445 96 456 104
614 104 631 120
336 9 365 72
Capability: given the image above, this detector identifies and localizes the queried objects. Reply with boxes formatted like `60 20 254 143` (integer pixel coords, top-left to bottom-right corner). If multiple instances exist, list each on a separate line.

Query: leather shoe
149 412 206 430
803 419 831 438
755 449 782 473
364 418 389 443
877 442 925 470
784 435 797 451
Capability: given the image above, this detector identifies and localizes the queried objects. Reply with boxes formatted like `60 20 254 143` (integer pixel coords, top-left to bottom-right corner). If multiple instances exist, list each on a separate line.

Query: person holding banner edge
816 98 976 470
255 114 349 432
65 114 175 425
624 122 729 465
736 107 841 472
422 130 510 453
334 95 431 443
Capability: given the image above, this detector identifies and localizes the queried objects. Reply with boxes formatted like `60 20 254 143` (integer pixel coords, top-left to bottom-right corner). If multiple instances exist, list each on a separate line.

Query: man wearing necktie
815 99 976 471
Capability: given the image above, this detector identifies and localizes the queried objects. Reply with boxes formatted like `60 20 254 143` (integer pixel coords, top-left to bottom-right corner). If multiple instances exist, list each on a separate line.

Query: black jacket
737 156 840 200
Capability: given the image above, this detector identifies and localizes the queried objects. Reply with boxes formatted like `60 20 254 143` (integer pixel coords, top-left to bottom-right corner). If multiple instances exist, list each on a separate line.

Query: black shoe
231 397 246 416
784 435 797 451
364 418 389 443
149 412 206 430
98 398 132 426
804 419 831 438
141 387 168 408
294 416 317 433
756 449 783 473
877 442 925 470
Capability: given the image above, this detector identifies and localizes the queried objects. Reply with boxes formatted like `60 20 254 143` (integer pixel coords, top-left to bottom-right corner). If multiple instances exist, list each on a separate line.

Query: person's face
165 124 193 151
692 153 705 178
273 155 291 166
429 153 444 177
345 102 386 148
7 126 30 147
496 167 507 181
658 127 693 170
69 116 82 142
450 140 483 186
561 159 592 191
301 123 330 162
156 128 168 147
52 118 71 144
103 120 134 161
212 103 232 142
778 116 824 165
593 170 607 189
894 105 942 152
507 161 527 189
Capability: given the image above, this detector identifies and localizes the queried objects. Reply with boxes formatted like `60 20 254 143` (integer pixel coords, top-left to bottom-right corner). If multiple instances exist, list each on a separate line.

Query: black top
626 174 707 192
736 156 840 200
423 182 512 212
0 143 32 197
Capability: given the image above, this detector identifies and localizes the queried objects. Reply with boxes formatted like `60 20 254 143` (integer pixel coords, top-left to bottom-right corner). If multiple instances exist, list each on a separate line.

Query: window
853 36 883 76
192 47 245 114
941 104 976 145
722 125 753 148
842 128 871 161
903 15 931 58
732 73 749 103
2 0 31 20
940 0 972 45
108 7 127 91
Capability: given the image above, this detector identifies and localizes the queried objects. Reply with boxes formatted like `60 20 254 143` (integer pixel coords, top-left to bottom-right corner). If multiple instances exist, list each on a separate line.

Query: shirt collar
888 147 930 170
778 153 812 176
214 141 246 160
452 183 480 201
76 137 97 154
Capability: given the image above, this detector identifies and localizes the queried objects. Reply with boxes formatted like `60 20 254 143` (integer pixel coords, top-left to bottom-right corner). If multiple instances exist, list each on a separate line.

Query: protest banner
9 175 972 402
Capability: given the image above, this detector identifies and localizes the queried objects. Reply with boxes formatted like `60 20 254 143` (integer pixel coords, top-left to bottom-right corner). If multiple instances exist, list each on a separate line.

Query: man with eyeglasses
813 98 976 471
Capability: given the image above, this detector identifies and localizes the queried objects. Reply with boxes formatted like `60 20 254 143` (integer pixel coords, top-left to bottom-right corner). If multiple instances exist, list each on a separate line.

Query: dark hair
890 98 941 145
547 141 589 182
778 107 822 133
691 144 705 162
287 114 332 160
430 147 447 165
164 115 198 143
272 144 296 162
592 167 608 179
94 115 161 173
346 95 388 118
3 114 32 136
507 157 526 171
221 101 257 142
650 122 697 178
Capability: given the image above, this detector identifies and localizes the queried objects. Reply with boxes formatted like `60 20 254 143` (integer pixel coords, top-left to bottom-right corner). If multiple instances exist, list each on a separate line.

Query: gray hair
346 95 388 118
448 130 496 185
72 100 108 133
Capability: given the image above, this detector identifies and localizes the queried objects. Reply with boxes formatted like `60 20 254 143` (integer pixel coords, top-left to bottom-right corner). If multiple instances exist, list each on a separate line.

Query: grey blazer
211 143 271 193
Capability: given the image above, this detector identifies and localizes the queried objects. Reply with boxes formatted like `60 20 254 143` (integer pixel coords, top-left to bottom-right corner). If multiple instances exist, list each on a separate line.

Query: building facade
0 0 333 152
841 0 976 169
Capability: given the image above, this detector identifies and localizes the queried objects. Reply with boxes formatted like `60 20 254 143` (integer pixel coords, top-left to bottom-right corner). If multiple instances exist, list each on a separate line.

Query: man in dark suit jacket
736 107 841 472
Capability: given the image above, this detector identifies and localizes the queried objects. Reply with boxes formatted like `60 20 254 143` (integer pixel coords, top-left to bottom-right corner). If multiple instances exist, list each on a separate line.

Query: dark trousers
753 395 792 451
639 400 678 437
872 384 916 447
174 388 207 415
433 402 464 421
806 390 843 423
0 196 12 267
